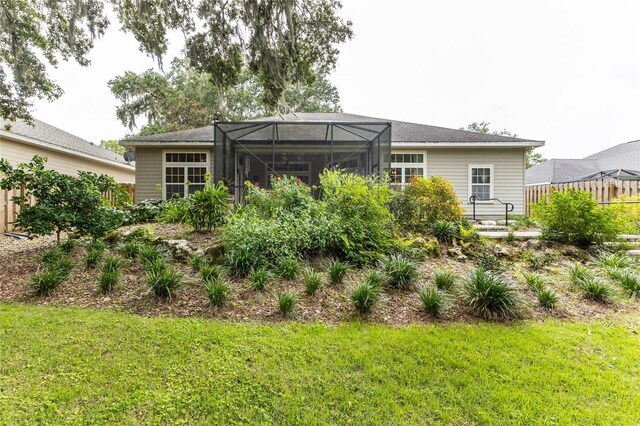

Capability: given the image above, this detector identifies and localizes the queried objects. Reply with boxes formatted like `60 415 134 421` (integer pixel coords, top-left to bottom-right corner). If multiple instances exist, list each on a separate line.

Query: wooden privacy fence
525 179 640 214
0 183 136 234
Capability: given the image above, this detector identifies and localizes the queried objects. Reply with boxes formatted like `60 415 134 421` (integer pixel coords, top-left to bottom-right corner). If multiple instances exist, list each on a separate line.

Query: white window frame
468 164 494 203
385 151 427 185
162 150 210 200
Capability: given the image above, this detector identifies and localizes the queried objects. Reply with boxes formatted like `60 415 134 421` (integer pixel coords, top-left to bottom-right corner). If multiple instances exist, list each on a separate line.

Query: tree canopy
1 0 352 124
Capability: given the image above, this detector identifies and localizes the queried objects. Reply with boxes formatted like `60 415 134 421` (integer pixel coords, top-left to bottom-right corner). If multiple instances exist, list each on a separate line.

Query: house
526 140 640 185
120 113 544 218
0 119 135 183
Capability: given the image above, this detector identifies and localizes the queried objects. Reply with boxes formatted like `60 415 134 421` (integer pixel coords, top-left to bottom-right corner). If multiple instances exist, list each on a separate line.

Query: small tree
186 179 230 232
0 156 128 242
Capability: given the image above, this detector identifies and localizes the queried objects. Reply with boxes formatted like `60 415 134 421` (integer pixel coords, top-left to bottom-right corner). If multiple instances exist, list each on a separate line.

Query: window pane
472 184 490 200
188 184 206 194
386 167 402 183
404 167 424 182
186 153 194 163
166 184 185 199
188 167 207 184
166 167 184 184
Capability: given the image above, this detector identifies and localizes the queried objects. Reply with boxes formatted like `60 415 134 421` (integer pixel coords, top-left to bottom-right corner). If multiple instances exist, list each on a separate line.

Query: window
383 152 426 185
163 151 209 199
469 165 493 201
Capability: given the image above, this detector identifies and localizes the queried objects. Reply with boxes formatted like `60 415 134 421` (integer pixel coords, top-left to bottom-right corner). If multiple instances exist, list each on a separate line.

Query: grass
433 269 456 291
302 267 322 295
462 269 520 320
383 254 419 289
1 305 640 424
418 286 448 318
327 258 349 285
98 256 123 293
249 267 271 292
278 291 297 318
204 278 230 307
351 281 380 314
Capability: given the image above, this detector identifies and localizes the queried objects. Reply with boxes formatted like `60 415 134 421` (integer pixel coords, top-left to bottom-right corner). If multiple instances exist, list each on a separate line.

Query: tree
110 58 342 135
1 0 352 124
461 121 547 168
100 139 126 155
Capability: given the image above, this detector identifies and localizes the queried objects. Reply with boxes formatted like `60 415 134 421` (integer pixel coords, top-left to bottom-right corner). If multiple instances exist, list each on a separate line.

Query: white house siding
391 147 526 217
134 146 214 203
0 137 135 183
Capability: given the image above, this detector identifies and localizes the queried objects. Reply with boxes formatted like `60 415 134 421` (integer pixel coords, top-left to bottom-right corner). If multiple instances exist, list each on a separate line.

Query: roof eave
392 141 545 148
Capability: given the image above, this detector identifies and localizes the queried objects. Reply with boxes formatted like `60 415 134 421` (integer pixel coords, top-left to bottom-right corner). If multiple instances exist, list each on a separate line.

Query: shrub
85 240 107 268
119 241 140 259
303 268 322 295
188 254 209 272
159 197 190 224
522 271 546 294
204 278 230 306
433 270 456 291
320 169 394 265
278 291 297 318
99 256 122 293
275 257 301 280
463 269 520 320
475 252 505 273
431 220 457 243
393 176 464 231
351 281 380 314
383 254 419 289
145 261 183 298
124 199 165 224
419 286 448 318
568 263 594 287
249 267 271 292
532 189 623 246
457 225 479 248
186 180 229 232
607 194 640 234
595 252 634 270
610 269 640 297
327 258 349 285
200 264 223 283
537 288 559 309
579 277 613 303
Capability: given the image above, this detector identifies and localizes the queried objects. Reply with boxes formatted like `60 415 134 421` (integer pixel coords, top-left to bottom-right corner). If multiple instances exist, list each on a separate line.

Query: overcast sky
32 0 640 159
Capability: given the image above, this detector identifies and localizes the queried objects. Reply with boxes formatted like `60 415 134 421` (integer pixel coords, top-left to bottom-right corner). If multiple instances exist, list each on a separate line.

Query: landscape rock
157 239 197 261
447 246 467 261
204 241 225 263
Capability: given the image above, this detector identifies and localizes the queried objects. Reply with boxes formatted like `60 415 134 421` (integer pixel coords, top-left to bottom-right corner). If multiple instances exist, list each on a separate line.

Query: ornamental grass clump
59 238 76 254
85 240 107 268
351 280 380 314
522 271 546 294
275 257 301 280
139 244 167 266
431 220 457 244
433 269 456 291
145 258 183 298
200 264 223 283
204 278 230 307
595 252 635 270
537 288 559 310
188 254 209 272
99 255 123 293
327 258 349 286
31 254 73 296
611 270 640 297
303 268 322 295
568 263 595 287
249 267 270 292
419 286 448 318
463 268 520 320
278 290 297 318
580 276 613 303
119 241 140 259
383 254 418 289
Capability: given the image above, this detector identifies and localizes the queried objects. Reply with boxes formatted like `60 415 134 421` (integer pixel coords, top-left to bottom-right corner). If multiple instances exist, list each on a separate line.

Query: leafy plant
159 197 190 224
595 252 635 270
327 258 349 286
278 291 298 318
457 225 479 248
145 260 183 298
606 194 640 234
433 270 456 291
509 215 538 231
537 288 559 309
431 220 457 244
303 268 322 295
419 286 448 318
119 241 141 259
522 272 546 294
200 264 223 283
532 189 623 247
139 244 167 266
275 257 301 280
204 278 230 307
351 281 380 314
522 251 555 271
610 269 640 297
568 263 595 287
123 199 165 224
99 256 123 293
579 277 613 303
505 231 516 244
383 254 419 289
363 270 385 289
31 254 73 296
41 248 64 266
462 269 520 320
59 238 76 254
475 252 505 273
186 180 230 232
249 267 271 292
188 254 209 272
85 240 107 268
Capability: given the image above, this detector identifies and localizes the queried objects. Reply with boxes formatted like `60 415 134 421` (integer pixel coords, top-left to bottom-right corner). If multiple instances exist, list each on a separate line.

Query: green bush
119 241 140 259
383 254 419 289
123 199 165 224
463 269 520 320
188 254 209 272
537 288 559 309
85 240 107 268
145 260 183 298
595 252 634 270
187 181 229 232
303 268 322 295
433 270 456 291
393 176 464 232
609 269 640 297
278 291 297 318
249 267 270 292
522 272 546 294
568 263 594 287
275 257 301 280
99 256 122 293
159 197 190 224
200 264 223 283
475 252 505 273
431 220 457 243
204 278 230 307
579 277 613 303
532 190 623 246
31 254 73 296
327 258 349 286
320 169 394 265
351 281 380 314
419 286 448 318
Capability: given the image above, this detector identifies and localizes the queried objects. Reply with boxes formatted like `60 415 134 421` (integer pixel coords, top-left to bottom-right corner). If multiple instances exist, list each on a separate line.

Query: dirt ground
1 223 638 325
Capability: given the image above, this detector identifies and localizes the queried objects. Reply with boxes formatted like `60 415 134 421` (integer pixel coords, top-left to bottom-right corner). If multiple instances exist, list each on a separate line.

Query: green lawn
1 305 639 425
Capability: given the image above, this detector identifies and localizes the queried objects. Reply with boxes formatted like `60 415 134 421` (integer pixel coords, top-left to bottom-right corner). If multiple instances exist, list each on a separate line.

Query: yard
1 304 639 424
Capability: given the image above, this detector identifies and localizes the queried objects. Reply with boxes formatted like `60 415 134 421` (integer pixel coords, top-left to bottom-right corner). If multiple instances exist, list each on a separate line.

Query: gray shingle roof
526 140 640 185
1 118 131 166
123 112 543 144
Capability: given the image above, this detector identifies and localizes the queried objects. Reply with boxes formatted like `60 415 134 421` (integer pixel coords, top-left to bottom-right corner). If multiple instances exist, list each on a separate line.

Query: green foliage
537 288 559 310
457 225 479 248
475 252 505 273
419 287 448 318
303 268 322 296
383 254 419 289
200 264 223 283
188 254 209 272
532 190 623 246
606 194 640 234
463 269 520 320
393 176 464 231
595 252 634 270
139 244 167 266
0 156 128 241
579 277 613 303
145 260 184 299
351 281 380 314
41 248 64 266
509 215 538 231
119 241 141 259
522 251 555 271
522 272 546 294
278 291 298 318
159 198 190 224
363 270 385 289
99 140 127 155
431 220 457 243
186 181 229 232
204 278 230 307
568 263 595 287
59 238 76 254
320 169 394 265
124 199 165 224
609 270 640 297
99 256 123 294
505 231 516 244
275 257 301 280
433 270 456 291
31 254 73 296
249 267 271 292
327 258 349 286
123 226 155 244
85 240 107 268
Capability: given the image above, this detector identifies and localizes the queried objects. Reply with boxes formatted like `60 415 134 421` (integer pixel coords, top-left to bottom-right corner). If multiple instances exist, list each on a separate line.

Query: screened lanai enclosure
213 120 392 200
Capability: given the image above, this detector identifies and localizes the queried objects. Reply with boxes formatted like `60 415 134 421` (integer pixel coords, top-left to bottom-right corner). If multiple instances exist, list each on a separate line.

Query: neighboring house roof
0 118 133 169
121 112 544 147
525 140 640 185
